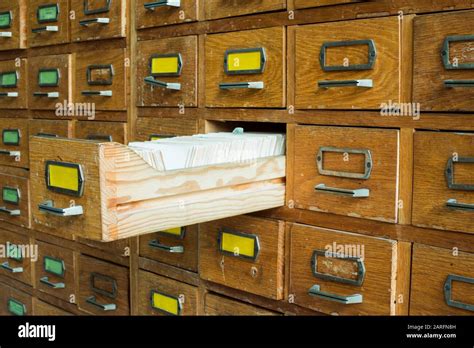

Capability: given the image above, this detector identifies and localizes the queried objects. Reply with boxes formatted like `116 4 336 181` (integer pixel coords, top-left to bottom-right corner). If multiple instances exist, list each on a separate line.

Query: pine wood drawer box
33 298 72 315
136 0 199 29
29 119 74 138
0 229 34 286
137 36 198 108
135 117 198 141
205 27 286 108
78 254 129 315
0 0 27 51
139 225 198 272
74 121 128 144
199 215 285 300
0 170 30 228
204 0 286 20
294 16 413 110
75 48 128 111
0 283 32 316
28 54 73 110
0 118 29 169
412 131 473 234
28 0 70 47
138 270 198 316
292 0 362 9
289 223 410 315
204 293 279 316
0 58 28 110
29 136 285 241
292 125 399 223
411 244 474 315
414 11 474 112
35 240 75 302
71 0 127 42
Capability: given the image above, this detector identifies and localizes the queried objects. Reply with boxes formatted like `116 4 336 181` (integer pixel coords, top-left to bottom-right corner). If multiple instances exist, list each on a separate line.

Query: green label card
8 299 25 316
1 72 17 88
39 70 59 86
44 256 65 277
2 187 19 204
0 12 11 28
38 5 58 22
3 129 20 145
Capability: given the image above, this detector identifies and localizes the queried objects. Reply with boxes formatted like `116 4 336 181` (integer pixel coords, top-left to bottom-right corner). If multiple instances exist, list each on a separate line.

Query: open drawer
30 136 286 242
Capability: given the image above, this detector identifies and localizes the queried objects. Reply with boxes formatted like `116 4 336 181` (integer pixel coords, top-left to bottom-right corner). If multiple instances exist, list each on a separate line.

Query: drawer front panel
205 27 286 108
0 59 28 109
138 270 198 316
205 0 285 20
139 225 198 272
136 0 198 29
135 117 198 141
77 236 130 259
137 36 198 107
0 118 29 168
199 215 285 300
294 0 362 9
33 298 72 315
0 283 32 315
75 121 128 144
413 132 474 233
78 254 130 315
0 172 30 228
29 119 73 138
0 0 26 51
28 0 70 47
0 229 33 286
204 293 278 315
293 126 400 223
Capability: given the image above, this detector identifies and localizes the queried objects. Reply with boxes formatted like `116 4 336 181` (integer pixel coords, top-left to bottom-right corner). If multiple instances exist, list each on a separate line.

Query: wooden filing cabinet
28 0 70 47
74 121 128 144
0 118 29 169
0 0 27 51
0 170 30 228
135 116 198 141
28 119 74 138
0 58 28 109
204 0 286 20
204 293 279 315
0 282 32 315
0 229 34 286
136 0 199 29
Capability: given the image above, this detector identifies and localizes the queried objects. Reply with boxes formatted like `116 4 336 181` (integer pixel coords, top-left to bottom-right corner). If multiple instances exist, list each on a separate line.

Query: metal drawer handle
446 199 474 211
86 296 116 311
81 90 113 97
32 26 59 33
446 157 474 191
144 77 181 91
1 261 23 273
0 150 20 157
0 32 12 38
0 206 20 216
444 274 474 312
219 82 264 90
145 0 181 10
38 200 83 217
148 239 184 253
79 18 110 26
318 79 373 88
315 184 369 198
40 276 65 289
308 285 363 305
33 92 59 98
444 80 474 88
0 92 18 98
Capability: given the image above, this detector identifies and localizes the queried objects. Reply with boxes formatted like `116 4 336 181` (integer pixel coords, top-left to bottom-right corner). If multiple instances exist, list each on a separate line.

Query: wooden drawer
204 293 278 315
135 117 198 141
77 236 131 259
28 0 70 47
0 171 30 228
294 16 412 109
137 36 198 108
29 119 73 138
138 270 198 316
199 216 285 300
78 255 129 315
28 54 73 110
293 0 362 9
35 240 75 302
412 132 473 234
0 229 34 286
414 11 474 112
33 298 72 315
205 27 286 108
136 0 199 29
289 223 410 315
0 283 32 315
139 225 198 272
0 58 28 109
75 48 128 111
292 126 399 223
0 0 27 51
411 244 474 315
75 121 128 144
205 0 285 20
0 118 29 169
30 136 285 241
71 0 127 42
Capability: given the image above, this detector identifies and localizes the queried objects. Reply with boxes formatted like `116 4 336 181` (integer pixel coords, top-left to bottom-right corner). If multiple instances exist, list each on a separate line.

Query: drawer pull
219 82 264 90
33 92 59 98
446 199 474 211
0 150 20 157
85 296 116 311
308 285 363 305
315 184 369 198
317 147 372 180
444 274 474 312
0 32 12 38
446 157 474 191
0 92 18 98
444 80 474 88
311 250 366 286
81 90 113 97
320 39 377 72
148 239 184 253
79 18 110 26
38 200 84 217
1 261 23 273
318 79 373 88
40 276 65 289
442 35 474 70
144 76 181 91
145 0 181 10
0 207 20 216
32 26 59 33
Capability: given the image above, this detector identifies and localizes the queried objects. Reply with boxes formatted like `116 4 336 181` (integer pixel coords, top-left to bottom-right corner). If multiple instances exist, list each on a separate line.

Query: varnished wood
0 228 34 286
74 121 128 144
204 0 286 20
135 116 198 141
0 59 28 110
0 171 30 228
33 298 73 315
0 0 27 51
138 256 200 287
0 281 33 315
27 0 70 47
293 0 362 9
204 292 279 315
136 0 200 30
28 119 74 138
0 118 29 169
